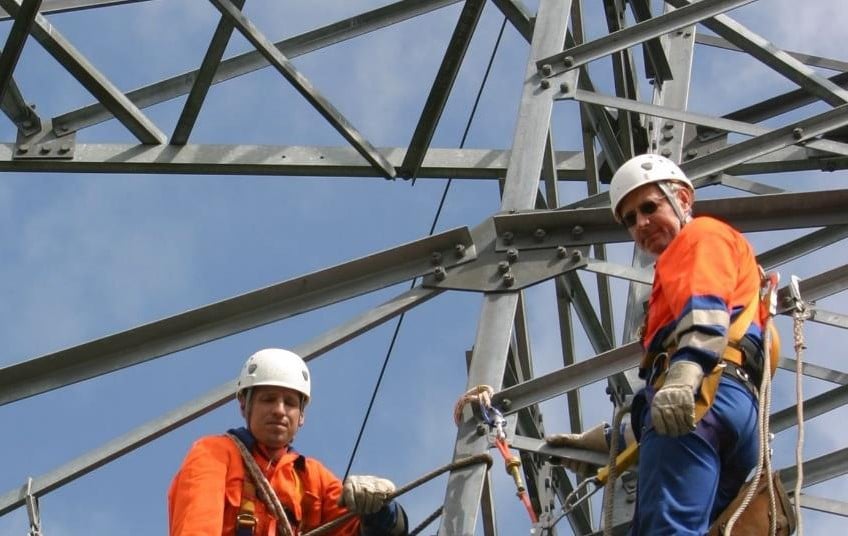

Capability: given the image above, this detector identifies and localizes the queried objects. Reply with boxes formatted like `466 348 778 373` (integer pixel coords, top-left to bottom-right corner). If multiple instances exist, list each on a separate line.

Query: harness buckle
236 513 258 527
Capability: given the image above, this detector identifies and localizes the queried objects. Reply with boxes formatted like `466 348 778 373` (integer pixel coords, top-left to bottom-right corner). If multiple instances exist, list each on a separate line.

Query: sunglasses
621 197 666 228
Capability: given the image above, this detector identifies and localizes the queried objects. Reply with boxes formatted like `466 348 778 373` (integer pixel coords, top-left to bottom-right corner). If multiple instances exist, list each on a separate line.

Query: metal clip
789 275 806 314
480 403 507 441
562 476 603 515
25 477 42 536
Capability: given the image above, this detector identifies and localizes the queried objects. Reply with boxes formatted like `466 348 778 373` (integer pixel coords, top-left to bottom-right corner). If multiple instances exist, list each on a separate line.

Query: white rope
792 304 808 536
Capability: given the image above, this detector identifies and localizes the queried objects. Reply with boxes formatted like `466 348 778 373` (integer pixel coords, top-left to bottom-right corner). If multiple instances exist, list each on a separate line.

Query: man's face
618 183 691 256
241 386 305 451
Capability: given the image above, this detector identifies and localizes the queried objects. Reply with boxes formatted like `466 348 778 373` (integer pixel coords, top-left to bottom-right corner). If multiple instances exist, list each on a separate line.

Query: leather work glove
340 475 396 515
545 422 609 474
651 360 705 437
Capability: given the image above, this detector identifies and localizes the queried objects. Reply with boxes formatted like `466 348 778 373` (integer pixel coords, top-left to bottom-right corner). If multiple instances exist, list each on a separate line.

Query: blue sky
1 1 847 534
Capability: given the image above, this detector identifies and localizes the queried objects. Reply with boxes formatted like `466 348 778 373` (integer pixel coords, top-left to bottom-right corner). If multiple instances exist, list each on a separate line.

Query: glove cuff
363 501 408 536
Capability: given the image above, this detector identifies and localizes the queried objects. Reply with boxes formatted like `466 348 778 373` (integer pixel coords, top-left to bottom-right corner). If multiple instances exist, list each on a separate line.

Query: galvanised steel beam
208 0 396 179
719 175 784 195
665 0 848 107
603 0 639 160
0 0 165 143
780 446 848 490
439 1 572 532
537 0 755 76
778 358 848 386
582 259 652 285
694 33 848 74
775 264 848 315
569 91 848 158
0 227 474 405
757 226 848 270
807 307 848 330
798 495 848 517
493 342 642 414
680 104 848 180
401 0 485 181
170 0 246 145
627 0 672 83
493 189 848 249
0 144 587 179
560 270 614 355
0 285 442 516
772 383 848 434
0 0 149 19
0 0 42 107
0 77 41 134
52 0 464 134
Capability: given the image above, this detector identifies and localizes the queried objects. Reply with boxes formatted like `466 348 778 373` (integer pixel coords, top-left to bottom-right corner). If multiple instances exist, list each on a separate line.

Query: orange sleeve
168 437 230 536
308 460 361 536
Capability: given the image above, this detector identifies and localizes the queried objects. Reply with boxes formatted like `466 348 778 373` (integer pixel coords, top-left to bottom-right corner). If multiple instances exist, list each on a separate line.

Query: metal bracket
14 120 76 160
25 477 42 536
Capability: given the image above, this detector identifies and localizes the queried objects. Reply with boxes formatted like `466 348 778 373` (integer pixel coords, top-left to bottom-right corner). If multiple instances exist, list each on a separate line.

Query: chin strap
657 181 690 226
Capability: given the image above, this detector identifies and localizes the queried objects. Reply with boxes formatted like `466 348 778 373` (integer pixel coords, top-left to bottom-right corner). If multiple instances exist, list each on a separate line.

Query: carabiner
562 476 602 515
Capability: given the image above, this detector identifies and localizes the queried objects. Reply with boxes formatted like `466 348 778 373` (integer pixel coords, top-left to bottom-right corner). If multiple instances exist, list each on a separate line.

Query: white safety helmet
236 348 311 405
609 154 693 222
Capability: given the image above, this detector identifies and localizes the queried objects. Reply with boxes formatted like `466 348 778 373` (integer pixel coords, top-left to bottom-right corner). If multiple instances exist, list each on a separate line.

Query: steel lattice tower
1 0 846 534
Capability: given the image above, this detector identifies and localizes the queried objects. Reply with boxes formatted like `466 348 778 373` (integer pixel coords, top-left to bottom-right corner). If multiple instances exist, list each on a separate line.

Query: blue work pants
629 376 758 535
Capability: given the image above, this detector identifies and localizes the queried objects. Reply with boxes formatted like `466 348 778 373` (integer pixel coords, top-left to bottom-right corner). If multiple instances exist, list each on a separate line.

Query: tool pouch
708 470 796 535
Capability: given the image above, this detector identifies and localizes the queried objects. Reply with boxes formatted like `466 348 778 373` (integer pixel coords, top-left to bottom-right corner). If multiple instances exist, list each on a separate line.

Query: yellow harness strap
237 479 258 535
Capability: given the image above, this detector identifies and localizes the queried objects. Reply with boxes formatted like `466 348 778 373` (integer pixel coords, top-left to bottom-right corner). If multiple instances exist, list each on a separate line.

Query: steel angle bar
0 0 149 19
0 227 473 406
170 0 245 145
628 0 672 83
207 0 395 179
0 143 586 179
582 258 653 285
778 358 848 386
757 226 848 271
680 105 848 180
53 0 463 134
807 307 848 330
480 472 497 536
798 495 848 517
780 446 848 490
771 383 848 434
776 264 848 315
694 33 848 74
0 285 440 516
537 0 754 76
1 77 41 134
439 1 572 533
510 434 609 467
569 89 767 136
560 271 614 354
0 0 42 106
491 0 533 42
666 0 848 107
0 0 164 143
492 341 642 414
401 0 485 181
718 175 784 195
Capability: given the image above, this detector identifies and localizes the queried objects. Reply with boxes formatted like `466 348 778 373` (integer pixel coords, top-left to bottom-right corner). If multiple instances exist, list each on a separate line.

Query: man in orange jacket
169 348 408 536
546 154 772 534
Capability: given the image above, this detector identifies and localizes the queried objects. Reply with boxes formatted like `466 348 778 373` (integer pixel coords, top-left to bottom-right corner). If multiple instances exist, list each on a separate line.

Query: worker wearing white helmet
546 154 780 534
169 348 409 536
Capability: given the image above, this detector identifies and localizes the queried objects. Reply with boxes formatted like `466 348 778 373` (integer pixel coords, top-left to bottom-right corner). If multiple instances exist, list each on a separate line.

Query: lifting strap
237 480 258 536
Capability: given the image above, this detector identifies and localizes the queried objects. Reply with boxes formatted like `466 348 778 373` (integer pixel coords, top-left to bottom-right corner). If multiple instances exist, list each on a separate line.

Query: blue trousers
629 377 758 535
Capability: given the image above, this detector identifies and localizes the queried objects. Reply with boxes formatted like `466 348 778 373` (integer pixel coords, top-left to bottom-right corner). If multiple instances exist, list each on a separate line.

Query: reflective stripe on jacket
168 434 360 536
640 216 763 377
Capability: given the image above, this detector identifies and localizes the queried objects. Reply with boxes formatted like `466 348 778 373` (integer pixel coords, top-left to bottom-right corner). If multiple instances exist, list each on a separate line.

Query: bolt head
571 250 582 261
563 56 574 68
503 273 515 287
434 266 447 281
59 143 71 153
539 79 551 90
17 144 29 154
454 243 466 258
556 246 567 258
502 231 514 245
541 64 553 76
506 248 519 262
498 260 510 273
39 145 51 155
476 424 488 436
686 149 698 159
792 127 804 140
661 148 672 157
571 225 583 237
501 398 512 410
533 228 546 242
560 82 569 93
430 251 443 265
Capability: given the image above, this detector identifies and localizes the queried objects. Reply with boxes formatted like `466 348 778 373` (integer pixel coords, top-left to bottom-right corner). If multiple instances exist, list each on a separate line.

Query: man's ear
238 394 247 419
677 186 694 214
298 411 305 428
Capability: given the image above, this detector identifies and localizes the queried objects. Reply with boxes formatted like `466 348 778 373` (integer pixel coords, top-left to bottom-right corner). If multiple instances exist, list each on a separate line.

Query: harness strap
237 480 258 536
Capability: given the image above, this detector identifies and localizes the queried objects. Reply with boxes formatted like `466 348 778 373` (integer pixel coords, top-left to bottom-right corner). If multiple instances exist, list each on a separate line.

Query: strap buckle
236 513 258 527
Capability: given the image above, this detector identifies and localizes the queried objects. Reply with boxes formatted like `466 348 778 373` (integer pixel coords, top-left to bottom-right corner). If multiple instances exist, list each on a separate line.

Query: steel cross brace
207 0 396 179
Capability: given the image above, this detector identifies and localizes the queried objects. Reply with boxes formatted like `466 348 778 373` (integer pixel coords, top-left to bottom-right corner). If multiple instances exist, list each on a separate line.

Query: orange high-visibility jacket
168 434 360 536
640 216 765 377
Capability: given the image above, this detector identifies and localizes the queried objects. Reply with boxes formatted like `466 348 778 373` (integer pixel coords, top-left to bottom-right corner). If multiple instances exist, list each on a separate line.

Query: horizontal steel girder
493 189 848 249
0 0 150 19
0 143 587 179
0 227 474 405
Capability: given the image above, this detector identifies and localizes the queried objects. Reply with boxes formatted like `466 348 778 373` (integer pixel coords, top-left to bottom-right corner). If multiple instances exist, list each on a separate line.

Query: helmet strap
657 181 689 226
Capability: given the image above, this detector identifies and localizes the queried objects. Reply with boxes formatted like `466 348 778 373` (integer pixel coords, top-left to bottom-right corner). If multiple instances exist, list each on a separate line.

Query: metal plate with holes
14 126 76 160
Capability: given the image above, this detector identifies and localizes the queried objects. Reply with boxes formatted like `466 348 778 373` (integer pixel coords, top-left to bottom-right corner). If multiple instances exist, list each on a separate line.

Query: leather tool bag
708 470 796 535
